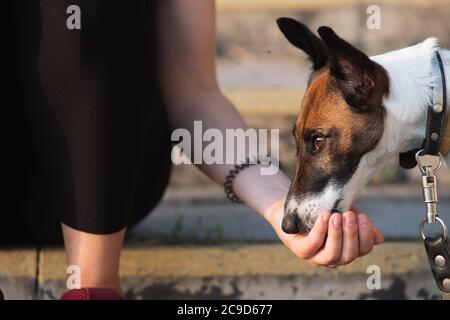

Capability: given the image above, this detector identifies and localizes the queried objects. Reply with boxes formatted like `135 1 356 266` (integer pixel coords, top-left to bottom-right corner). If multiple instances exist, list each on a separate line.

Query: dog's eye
311 136 326 154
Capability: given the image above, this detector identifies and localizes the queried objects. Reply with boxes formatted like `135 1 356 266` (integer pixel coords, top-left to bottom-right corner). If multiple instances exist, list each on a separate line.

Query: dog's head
277 18 390 234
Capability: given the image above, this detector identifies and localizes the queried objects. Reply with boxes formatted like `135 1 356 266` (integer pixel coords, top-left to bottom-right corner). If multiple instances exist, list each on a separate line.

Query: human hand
265 200 384 268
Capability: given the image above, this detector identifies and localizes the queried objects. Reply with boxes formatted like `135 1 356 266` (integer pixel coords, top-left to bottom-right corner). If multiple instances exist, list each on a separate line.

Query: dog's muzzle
281 211 310 234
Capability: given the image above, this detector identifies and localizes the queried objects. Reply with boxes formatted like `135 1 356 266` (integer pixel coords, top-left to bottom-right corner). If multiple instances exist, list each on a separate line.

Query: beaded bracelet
224 159 259 203
224 158 282 203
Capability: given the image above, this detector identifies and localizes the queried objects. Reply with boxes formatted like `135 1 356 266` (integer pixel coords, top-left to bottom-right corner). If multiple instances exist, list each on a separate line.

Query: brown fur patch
290 68 386 196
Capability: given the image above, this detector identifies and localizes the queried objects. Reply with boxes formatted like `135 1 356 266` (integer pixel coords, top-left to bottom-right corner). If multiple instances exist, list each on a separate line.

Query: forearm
166 88 245 184
165 88 290 218
154 0 289 220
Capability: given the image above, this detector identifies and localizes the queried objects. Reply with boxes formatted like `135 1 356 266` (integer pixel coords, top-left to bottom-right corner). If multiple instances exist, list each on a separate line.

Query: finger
373 224 385 244
307 259 337 269
313 213 343 265
338 211 359 265
296 211 330 259
357 214 374 256
351 207 384 245
350 207 363 215
306 260 320 267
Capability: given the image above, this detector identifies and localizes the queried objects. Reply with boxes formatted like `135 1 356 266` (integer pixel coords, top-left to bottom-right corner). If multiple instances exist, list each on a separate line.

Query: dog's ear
277 18 328 71
318 26 388 112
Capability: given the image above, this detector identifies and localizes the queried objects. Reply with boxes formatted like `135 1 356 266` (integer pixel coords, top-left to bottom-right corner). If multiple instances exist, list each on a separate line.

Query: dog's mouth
282 196 344 234
331 208 342 214
331 198 343 214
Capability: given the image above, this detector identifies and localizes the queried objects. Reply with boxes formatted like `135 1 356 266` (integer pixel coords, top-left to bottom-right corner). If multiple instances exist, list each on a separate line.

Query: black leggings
5 0 171 243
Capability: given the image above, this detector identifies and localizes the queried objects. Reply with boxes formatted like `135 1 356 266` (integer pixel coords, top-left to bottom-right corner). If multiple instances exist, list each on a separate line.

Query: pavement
0 242 443 300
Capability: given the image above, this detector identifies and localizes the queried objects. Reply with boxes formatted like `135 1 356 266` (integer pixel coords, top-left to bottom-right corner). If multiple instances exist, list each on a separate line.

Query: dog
276 18 450 234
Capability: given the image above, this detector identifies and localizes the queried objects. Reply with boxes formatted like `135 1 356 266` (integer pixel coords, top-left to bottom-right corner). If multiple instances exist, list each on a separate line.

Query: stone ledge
0 249 37 278
0 242 429 280
0 242 441 300
38 242 428 281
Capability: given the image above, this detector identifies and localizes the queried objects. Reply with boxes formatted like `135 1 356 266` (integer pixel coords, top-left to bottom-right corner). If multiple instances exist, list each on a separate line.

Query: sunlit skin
266 201 384 267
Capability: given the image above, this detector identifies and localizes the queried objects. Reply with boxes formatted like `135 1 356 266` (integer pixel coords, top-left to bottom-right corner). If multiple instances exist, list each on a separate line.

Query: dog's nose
281 213 310 235
282 214 299 234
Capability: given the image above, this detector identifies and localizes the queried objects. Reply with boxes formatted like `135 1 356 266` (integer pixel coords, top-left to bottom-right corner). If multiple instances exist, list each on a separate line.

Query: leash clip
416 151 450 299
415 149 443 224
421 165 439 223
415 150 448 241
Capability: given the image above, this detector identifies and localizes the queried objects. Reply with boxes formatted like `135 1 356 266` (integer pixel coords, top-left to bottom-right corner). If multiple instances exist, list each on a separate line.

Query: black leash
401 52 450 300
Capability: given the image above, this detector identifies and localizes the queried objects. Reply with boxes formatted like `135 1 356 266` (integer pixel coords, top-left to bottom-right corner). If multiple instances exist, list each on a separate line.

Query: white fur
287 38 450 225
342 39 450 212
286 182 341 230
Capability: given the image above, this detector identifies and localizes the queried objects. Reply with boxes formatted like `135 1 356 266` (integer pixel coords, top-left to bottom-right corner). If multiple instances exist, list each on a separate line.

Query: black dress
4 0 172 244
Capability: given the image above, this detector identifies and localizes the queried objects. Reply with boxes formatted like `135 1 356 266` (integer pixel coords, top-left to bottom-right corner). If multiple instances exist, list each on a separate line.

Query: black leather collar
399 51 448 169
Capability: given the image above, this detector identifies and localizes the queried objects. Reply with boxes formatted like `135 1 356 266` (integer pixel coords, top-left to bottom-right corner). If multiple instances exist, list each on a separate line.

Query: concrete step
0 242 443 300
0 250 36 300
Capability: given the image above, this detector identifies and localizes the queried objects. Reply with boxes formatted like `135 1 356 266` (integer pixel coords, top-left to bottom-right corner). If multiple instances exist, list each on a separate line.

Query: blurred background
2 0 450 300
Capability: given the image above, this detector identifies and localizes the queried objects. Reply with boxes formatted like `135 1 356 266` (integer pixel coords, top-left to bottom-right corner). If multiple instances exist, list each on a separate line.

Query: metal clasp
421 165 438 223
415 150 448 240
415 150 443 223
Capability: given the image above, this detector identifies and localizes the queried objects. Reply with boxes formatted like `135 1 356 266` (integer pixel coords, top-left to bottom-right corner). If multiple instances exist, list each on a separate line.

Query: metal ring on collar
415 149 443 174
420 216 449 240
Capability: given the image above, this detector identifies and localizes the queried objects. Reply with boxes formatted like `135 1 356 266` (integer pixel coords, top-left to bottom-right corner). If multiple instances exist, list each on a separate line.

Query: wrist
231 164 290 219
262 196 286 226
